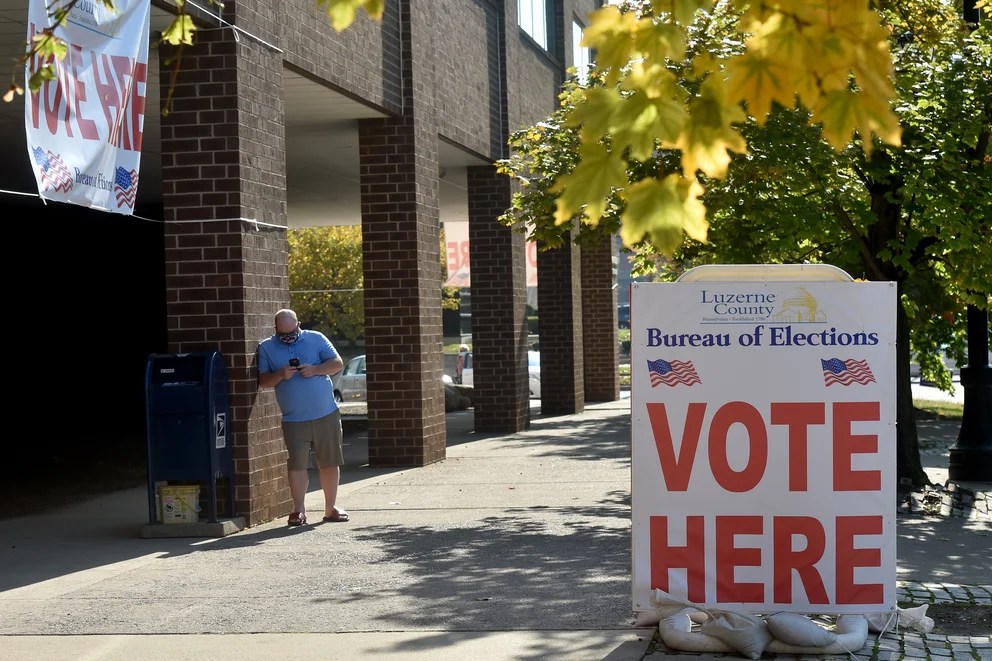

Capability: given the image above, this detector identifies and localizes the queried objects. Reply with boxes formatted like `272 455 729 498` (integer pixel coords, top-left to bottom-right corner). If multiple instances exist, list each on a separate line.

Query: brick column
356 3 445 467
537 231 584 415
159 27 289 526
467 166 530 432
581 235 620 402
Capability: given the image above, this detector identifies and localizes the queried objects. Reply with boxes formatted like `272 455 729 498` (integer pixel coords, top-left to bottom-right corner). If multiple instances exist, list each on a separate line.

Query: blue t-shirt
257 329 340 422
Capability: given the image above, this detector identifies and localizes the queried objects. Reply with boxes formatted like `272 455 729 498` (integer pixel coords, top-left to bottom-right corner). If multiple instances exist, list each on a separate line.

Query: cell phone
289 358 300 368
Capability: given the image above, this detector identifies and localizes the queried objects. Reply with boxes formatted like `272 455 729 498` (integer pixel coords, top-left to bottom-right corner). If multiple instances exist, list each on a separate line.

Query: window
571 20 592 84
519 0 548 49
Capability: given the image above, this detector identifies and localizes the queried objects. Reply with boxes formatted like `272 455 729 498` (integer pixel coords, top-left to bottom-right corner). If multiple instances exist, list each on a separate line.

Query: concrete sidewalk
1 398 989 661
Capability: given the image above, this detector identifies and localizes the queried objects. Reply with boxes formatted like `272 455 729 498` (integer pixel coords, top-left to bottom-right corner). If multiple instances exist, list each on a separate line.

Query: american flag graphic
32 146 74 192
114 166 139 208
647 358 701 387
821 358 876 387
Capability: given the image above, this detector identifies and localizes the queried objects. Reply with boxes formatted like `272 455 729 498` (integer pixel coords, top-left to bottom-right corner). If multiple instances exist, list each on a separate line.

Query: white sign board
631 274 896 615
444 221 539 288
25 0 150 214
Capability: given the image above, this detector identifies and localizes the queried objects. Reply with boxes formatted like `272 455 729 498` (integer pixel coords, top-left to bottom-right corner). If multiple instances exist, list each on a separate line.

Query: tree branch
830 201 887 280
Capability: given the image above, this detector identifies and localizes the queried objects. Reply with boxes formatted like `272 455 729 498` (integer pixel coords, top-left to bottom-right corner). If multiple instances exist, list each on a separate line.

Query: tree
498 1 991 488
289 225 460 342
289 226 365 341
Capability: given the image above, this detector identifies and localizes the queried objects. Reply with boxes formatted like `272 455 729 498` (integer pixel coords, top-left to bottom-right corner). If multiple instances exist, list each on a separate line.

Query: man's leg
282 421 312 522
319 465 340 517
312 411 347 520
289 468 309 513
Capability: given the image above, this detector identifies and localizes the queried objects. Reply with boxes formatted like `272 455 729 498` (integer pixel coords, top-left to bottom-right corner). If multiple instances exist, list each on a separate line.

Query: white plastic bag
865 605 934 634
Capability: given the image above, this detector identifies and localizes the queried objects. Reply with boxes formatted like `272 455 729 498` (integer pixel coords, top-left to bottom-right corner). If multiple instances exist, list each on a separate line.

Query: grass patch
913 399 963 421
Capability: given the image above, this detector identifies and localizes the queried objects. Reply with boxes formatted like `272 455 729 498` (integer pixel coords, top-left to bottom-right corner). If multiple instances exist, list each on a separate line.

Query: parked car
909 348 961 383
618 304 631 329
460 351 542 399
333 354 453 403
333 354 366 402
527 351 541 398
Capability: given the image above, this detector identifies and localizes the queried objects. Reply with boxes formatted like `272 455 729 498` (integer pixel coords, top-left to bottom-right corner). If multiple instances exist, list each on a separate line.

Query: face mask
277 330 300 345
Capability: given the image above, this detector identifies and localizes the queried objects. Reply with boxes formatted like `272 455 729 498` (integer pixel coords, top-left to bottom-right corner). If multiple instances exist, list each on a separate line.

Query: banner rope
184 0 284 53
0 188 287 230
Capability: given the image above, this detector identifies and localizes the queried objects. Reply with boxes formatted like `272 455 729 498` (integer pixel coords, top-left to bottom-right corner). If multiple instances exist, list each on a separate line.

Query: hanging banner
630 269 897 616
25 0 150 214
444 221 472 288
443 221 539 288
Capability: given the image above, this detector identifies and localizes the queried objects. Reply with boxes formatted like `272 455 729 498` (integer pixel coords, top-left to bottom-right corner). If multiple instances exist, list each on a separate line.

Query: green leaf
552 142 627 225
566 87 621 140
620 174 707 254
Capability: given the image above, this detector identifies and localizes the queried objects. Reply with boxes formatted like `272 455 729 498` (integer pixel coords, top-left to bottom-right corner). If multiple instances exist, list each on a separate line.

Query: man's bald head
275 309 299 334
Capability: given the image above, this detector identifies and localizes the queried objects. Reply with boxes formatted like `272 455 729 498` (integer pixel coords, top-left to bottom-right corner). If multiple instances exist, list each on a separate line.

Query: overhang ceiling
0 1 486 226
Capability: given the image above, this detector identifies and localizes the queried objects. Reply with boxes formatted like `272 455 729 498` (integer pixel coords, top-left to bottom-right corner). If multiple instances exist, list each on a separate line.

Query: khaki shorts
281 411 343 471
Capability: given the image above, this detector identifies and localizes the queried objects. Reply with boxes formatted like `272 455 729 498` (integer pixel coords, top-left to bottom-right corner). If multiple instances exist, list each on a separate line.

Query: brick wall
581 235 620 402
148 0 609 521
281 0 402 114
434 1 503 156
467 165 531 432
537 229 585 415
504 1 561 132
159 26 290 526
356 0 446 467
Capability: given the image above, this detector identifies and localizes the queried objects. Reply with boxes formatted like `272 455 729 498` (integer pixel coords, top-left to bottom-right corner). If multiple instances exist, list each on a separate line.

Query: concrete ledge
139 517 246 539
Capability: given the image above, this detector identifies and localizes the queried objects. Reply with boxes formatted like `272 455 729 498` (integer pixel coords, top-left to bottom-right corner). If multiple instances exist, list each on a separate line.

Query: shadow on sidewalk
1 404 639 641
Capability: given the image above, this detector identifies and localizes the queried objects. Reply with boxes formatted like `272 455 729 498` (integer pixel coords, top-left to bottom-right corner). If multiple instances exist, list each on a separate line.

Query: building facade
0 0 619 525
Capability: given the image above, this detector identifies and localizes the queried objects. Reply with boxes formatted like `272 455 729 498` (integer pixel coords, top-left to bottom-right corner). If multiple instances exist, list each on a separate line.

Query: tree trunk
895 283 931 488
864 165 930 490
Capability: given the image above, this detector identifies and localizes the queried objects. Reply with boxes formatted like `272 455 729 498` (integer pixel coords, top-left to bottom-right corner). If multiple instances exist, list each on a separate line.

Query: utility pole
947 0 992 483
948 304 992 481
963 0 982 24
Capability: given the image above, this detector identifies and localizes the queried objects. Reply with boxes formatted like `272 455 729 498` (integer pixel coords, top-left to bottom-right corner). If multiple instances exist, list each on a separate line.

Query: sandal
287 511 307 526
322 509 350 523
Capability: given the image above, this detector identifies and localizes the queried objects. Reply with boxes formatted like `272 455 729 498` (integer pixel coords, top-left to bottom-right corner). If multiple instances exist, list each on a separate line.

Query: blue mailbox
145 351 235 524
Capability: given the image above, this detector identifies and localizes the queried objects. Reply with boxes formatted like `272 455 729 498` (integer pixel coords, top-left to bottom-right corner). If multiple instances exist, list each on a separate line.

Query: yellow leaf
800 23 854 94
731 13 810 114
676 79 747 178
581 6 637 80
634 20 686 64
611 93 688 160
649 0 710 26
619 60 676 99
691 52 718 79
362 0 385 21
161 15 195 46
725 47 795 120
649 94 690 147
613 63 688 156
566 87 621 141
619 174 708 255
815 88 901 151
552 143 627 225
316 0 383 32
611 95 662 161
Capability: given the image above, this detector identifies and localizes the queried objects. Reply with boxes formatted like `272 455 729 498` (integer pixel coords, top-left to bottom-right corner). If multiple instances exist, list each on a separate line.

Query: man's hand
281 364 299 380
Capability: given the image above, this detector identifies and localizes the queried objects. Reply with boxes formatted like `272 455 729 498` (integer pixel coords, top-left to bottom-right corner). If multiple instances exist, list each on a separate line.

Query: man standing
455 343 470 384
257 309 349 526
